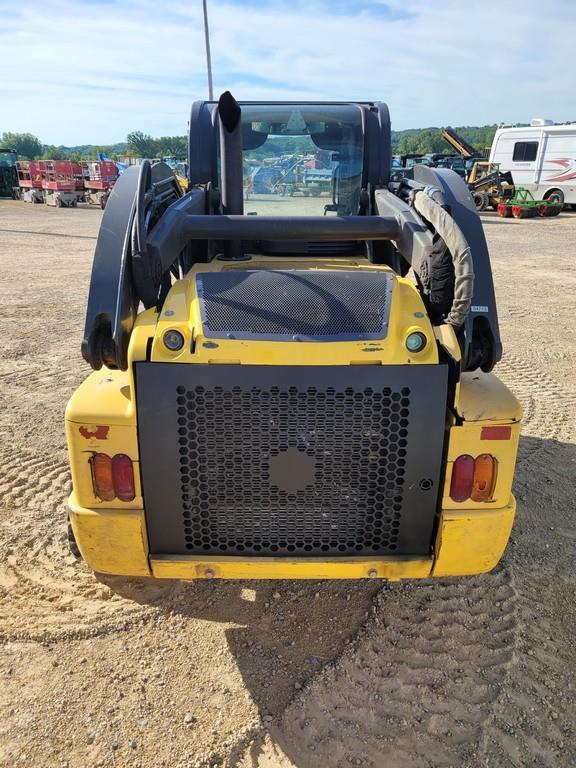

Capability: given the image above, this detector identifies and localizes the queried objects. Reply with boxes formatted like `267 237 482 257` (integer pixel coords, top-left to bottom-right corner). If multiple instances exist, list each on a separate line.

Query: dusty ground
0 199 574 768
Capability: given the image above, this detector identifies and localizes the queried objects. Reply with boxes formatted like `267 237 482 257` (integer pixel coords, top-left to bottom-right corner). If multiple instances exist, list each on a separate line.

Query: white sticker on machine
471 305 489 312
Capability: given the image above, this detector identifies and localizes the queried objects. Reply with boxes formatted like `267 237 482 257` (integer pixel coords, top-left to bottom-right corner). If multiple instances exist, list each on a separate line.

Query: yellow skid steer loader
65 93 521 581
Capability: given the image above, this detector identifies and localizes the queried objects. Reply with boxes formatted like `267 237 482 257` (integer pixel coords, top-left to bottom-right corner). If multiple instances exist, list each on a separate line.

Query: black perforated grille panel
196 270 392 340
176 383 409 555
136 364 448 558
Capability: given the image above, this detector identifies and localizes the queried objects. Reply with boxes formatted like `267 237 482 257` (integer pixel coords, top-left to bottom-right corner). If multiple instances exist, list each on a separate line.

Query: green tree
0 132 43 159
126 131 158 158
396 129 447 155
155 135 187 158
41 145 62 160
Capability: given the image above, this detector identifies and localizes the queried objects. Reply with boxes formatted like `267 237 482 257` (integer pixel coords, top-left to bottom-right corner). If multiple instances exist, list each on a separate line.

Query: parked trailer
39 160 78 207
489 120 576 206
15 161 44 203
82 161 118 208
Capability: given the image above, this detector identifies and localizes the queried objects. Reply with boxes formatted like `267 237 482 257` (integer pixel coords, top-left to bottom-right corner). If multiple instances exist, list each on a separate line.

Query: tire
67 518 81 560
473 192 488 211
512 205 523 218
545 188 564 206
497 203 510 218
538 204 560 217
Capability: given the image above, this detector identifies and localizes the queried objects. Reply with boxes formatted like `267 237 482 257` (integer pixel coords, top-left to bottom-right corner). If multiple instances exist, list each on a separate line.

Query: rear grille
176 382 410 556
136 363 448 558
196 269 392 341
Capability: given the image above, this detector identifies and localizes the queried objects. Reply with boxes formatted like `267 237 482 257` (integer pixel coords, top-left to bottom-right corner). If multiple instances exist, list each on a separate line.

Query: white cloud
0 0 574 144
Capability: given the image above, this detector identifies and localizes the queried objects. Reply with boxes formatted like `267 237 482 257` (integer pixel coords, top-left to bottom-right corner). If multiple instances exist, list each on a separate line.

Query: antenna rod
203 0 214 100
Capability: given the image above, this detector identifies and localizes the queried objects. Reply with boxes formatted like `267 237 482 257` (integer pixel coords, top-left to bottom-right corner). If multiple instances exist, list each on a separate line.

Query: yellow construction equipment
66 92 521 581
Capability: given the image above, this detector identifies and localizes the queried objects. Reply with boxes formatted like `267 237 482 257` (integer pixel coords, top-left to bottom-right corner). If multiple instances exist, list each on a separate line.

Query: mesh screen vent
196 269 392 340
175 382 411 556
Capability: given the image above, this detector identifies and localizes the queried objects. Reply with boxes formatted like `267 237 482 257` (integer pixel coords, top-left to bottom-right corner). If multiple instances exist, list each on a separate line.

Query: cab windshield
0 150 17 167
240 104 363 216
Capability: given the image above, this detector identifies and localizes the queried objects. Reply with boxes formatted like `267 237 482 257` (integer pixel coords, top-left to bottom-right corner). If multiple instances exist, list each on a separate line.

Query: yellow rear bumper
69 494 516 580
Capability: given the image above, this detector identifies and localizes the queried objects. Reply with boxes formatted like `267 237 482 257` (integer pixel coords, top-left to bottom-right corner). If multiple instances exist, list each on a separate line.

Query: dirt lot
0 199 574 768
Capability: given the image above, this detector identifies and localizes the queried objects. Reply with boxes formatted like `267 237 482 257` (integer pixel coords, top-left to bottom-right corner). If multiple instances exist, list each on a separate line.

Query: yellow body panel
456 371 523 423
143 259 440 368
69 494 150 576
433 497 516 576
67 494 516 579
65 369 142 510
150 555 432 580
442 420 520 509
443 372 522 509
65 368 136 425
65 257 521 581
433 323 461 362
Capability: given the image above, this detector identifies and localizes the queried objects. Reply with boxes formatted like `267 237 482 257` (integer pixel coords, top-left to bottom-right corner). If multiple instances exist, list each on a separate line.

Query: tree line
0 131 188 161
1 125 498 162
393 125 497 155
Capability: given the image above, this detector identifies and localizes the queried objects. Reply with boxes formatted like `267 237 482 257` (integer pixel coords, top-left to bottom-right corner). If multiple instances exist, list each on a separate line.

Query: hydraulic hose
412 189 474 327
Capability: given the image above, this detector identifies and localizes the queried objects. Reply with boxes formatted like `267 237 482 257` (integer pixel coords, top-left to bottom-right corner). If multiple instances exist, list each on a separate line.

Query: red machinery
15 161 44 203
38 160 78 207
72 161 86 202
83 161 118 208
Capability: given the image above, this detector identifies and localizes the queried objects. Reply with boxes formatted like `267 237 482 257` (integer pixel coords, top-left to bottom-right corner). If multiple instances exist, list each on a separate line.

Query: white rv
489 120 576 205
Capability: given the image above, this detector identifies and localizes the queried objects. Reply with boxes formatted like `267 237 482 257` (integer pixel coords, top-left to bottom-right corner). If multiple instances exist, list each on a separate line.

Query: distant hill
39 142 130 160
36 125 499 160
391 125 498 155
66 142 129 156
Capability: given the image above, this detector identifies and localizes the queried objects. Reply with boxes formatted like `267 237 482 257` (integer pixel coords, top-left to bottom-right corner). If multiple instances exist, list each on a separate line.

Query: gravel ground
0 200 574 768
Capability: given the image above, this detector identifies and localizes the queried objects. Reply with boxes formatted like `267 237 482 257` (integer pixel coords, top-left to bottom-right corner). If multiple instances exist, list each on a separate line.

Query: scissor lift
83 161 118 208
15 161 44 203
39 160 78 207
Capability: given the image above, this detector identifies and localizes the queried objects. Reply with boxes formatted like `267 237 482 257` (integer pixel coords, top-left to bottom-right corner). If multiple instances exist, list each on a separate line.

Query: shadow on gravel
99 434 576 766
102 573 381 719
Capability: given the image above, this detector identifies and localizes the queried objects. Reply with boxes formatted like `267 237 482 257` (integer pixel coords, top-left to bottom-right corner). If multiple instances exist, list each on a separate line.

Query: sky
1 0 575 146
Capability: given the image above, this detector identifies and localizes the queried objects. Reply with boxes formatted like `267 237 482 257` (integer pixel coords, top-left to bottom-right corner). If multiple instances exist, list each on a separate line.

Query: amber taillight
470 454 497 502
91 453 115 501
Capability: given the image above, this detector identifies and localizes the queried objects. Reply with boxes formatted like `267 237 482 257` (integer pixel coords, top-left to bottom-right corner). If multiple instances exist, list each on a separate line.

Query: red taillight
91 453 115 501
450 453 498 503
91 453 135 502
450 454 474 502
112 454 135 501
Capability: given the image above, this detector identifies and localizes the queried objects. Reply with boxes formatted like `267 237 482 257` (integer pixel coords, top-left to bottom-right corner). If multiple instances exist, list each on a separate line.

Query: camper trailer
489 120 576 206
